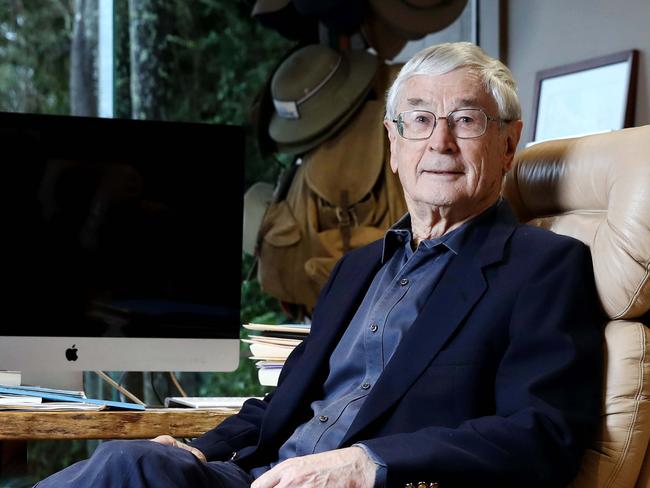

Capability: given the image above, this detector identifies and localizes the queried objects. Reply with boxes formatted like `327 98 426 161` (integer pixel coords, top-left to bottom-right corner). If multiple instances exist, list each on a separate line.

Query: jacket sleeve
189 256 346 461
360 240 604 488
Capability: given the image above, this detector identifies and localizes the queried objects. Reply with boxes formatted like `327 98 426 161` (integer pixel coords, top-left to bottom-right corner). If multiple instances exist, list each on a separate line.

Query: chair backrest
503 126 650 488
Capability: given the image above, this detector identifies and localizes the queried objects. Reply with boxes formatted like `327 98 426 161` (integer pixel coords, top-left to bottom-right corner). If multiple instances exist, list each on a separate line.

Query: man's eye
414 115 432 125
455 116 475 125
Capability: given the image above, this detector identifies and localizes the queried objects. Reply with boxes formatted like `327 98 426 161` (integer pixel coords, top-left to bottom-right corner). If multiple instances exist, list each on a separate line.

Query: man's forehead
399 70 495 111
405 96 484 109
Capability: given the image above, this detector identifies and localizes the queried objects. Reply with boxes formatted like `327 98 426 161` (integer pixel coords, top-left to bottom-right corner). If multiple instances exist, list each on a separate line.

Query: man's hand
150 434 207 463
251 446 376 488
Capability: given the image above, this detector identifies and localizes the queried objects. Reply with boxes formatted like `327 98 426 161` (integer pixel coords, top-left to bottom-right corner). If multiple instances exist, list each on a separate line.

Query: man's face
385 68 522 218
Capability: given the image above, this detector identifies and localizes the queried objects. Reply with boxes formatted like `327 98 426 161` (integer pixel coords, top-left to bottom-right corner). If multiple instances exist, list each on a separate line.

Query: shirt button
400 278 409 286
318 415 328 422
370 323 378 332
361 382 371 390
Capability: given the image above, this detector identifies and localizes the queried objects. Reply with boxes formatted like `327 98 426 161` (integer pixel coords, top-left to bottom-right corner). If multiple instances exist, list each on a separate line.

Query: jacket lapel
341 201 518 445
258 240 384 444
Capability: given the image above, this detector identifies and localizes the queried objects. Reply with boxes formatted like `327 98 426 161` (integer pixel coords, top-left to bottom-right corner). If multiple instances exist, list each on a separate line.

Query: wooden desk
0 408 233 440
0 409 234 475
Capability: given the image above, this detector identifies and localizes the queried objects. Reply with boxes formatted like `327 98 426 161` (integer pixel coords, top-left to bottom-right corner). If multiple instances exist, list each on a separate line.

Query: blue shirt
251 210 480 484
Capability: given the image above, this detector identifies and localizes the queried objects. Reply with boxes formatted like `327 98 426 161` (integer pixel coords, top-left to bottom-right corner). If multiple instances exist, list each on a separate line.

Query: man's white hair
385 42 521 122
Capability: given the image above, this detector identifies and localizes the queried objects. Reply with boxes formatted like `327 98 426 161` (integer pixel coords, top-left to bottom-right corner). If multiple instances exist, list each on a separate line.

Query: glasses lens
400 111 435 140
448 109 487 138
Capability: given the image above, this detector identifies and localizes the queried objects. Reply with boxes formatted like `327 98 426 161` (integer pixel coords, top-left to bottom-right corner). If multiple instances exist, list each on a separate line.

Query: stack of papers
242 323 310 387
164 396 261 409
0 385 145 411
0 395 42 406
0 400 105 411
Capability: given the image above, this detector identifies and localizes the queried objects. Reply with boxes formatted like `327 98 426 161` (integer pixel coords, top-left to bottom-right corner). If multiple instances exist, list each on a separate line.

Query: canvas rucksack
256 98 407 314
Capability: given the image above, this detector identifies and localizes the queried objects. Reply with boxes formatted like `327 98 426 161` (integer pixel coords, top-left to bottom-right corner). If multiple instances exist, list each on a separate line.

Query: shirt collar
381 199 503 263
382 214 412 263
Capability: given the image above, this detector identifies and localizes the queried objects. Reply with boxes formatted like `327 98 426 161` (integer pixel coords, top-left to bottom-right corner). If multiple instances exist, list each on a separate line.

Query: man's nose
428 117 458 153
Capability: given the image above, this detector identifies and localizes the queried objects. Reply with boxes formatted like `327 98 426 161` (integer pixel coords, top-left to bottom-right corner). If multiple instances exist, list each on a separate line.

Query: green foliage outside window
1 0 295 482
0 0 71 114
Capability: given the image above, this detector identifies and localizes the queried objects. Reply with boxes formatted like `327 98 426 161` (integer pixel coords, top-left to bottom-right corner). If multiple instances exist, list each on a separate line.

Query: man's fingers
251 448 375 488
176 442 207 463
250 465 282 488
149 435 206 462
150 435 176 446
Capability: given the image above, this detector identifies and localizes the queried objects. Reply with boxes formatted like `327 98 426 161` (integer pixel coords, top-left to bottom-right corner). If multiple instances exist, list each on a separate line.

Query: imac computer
0 111 244 389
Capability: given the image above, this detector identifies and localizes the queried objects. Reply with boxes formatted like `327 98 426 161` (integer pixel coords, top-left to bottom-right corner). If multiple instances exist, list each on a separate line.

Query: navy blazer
192 201 603 488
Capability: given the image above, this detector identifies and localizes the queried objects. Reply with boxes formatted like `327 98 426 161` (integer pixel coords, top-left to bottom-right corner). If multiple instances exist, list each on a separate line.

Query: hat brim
242 182 275 255
269 50 379 145
369 0 468 39
252 0 290 16
361 12 409 61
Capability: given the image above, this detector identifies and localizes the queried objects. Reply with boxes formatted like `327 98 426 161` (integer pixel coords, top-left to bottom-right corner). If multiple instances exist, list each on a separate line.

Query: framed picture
532 50 639 142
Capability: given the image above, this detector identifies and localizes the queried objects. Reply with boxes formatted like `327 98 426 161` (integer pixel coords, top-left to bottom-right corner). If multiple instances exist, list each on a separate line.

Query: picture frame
531 50 639 143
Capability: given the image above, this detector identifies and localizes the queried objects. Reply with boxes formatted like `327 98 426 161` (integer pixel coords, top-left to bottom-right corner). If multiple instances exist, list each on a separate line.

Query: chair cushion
570 320 650 488
503 126 650 320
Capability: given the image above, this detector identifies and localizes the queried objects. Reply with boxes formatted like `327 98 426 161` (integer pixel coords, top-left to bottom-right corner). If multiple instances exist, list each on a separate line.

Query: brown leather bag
256 98 407 313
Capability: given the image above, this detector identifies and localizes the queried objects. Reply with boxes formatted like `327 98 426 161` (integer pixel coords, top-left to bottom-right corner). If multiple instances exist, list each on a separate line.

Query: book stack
0 384 146 411
164 396 261 409
242 323 311 387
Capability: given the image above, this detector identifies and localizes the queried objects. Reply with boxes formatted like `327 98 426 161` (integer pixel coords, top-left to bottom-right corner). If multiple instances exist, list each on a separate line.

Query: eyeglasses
392 108 509 140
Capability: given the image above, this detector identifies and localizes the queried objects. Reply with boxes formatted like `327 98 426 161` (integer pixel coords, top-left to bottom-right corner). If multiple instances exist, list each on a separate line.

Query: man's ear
502 119 523 172
384 119 398 174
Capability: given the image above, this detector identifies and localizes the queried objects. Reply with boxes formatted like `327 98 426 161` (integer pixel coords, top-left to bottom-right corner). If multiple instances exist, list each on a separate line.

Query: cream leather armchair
503 125 650 488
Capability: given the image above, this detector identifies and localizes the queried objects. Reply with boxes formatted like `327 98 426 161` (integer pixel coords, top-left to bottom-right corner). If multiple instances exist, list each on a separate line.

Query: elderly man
36 42 602 488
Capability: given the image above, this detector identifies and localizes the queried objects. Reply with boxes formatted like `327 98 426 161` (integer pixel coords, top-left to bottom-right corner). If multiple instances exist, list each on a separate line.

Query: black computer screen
0 111 244 339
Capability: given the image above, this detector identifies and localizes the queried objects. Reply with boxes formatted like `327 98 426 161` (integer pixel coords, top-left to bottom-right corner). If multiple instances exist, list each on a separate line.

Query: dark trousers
34 440 253 488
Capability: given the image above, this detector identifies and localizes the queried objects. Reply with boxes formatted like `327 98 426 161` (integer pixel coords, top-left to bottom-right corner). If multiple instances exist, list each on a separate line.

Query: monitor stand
21 370 84 391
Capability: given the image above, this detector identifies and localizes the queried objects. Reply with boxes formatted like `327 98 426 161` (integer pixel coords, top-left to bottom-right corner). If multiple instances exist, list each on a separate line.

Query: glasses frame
392 108 509 140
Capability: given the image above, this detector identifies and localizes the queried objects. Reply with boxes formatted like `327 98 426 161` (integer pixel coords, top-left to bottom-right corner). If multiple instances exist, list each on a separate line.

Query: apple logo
65 344 79 361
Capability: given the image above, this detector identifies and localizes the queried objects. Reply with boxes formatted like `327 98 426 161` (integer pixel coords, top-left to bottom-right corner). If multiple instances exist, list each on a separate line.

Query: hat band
402 0 449 10
273 55 342 120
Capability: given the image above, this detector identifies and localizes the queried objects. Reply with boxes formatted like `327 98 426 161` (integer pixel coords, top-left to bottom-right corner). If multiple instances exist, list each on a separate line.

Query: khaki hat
269 45 379 146
361 10 408 61
242 182 275 255
251 0 290 16
251 0 319 43
369 0 468 40
293 0 364 34
274 86 369 155
275 62 403 155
